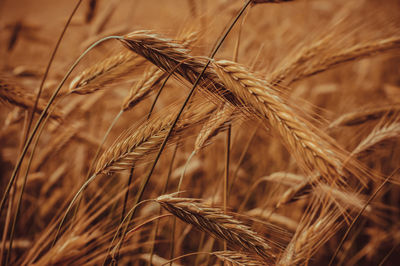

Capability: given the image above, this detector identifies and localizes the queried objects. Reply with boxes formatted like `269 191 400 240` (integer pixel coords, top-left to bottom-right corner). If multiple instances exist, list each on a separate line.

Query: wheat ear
121 32 199 112
328 105 400 129
94 111 179 175
119 31 239 105
212 60 347 184
350 121 400 158
156 194 275 262
278 200 342 265
0 77 63 121
194 104 235 152
212 251 266 265
121 67 165 111
95 104 213 175
69 51 145 94
290 36 400 84
269 36 400 86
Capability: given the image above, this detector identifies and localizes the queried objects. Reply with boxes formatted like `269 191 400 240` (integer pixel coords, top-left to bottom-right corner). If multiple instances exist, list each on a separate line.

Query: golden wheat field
1 0 400 265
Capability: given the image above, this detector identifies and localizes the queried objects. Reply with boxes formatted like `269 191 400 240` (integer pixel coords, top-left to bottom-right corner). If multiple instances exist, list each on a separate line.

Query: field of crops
1 0 400 265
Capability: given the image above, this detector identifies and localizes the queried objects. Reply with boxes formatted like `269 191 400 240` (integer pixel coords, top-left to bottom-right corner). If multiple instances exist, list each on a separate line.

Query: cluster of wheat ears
1 0 400 265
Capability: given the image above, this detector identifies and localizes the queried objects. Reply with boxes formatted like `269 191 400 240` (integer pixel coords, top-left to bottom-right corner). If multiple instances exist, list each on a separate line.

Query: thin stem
0 35 123 221
169 218 176 266
89 110 124 178
52 94 125 246
116 58 187 263
178 151 195 192
194 232 207 266
228 123 258 196
72 109 124 221
102 199 154 266
223 124 231 252
24 0 83 146
0 111 29 264
224 126 232 211
125 214 172 238
52 173 98 247
147 57 196 120
147 74 169 120
2 2 83 260
337 219 367 266
378 242 399 266
112 0 252 261
120 166 135 226
5 96 64 265
0 190 13 265
6 135 40 265
169 149 195 265
328 172 395 266
149 141 180 266
134 0 252 219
